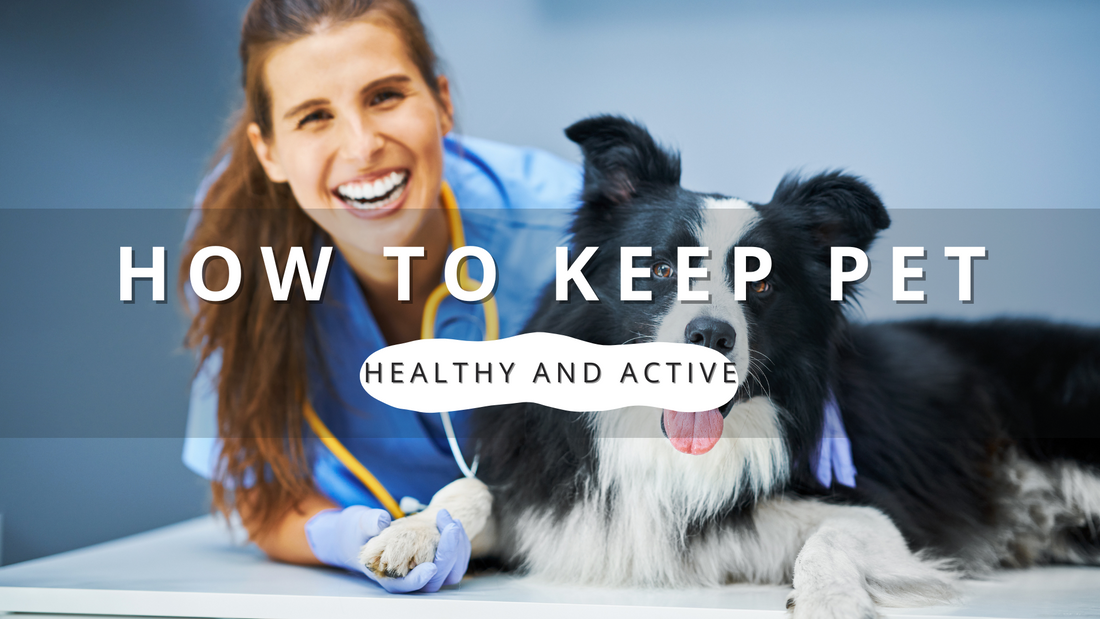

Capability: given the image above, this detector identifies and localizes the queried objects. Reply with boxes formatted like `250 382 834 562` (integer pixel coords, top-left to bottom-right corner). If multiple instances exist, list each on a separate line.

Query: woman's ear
247 122 289 183
436 75 454 136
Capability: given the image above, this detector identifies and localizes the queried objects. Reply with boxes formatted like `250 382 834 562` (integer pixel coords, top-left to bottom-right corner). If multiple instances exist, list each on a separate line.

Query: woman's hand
306 507 470 593
304 505 391 572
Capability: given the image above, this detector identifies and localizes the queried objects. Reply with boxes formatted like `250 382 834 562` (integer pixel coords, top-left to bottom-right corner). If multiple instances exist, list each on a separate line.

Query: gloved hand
305 506 471 593
305 505 391 573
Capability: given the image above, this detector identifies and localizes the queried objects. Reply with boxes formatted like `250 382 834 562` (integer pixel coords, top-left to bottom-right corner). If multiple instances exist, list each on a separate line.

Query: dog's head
564 115 889 488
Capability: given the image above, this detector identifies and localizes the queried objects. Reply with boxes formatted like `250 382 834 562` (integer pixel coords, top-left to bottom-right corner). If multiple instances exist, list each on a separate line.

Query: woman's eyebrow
283 98 328 121
359 74 412 97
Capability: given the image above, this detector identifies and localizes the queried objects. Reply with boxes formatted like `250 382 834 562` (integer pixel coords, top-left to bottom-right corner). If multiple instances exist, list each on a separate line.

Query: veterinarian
180 0 579 593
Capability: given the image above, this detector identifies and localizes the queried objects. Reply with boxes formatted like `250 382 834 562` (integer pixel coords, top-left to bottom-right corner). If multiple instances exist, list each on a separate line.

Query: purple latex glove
305 507 470 593
305 506 391 571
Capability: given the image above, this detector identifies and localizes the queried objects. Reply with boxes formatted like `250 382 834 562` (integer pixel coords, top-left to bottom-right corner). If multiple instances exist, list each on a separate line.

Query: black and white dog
362 116 1100 616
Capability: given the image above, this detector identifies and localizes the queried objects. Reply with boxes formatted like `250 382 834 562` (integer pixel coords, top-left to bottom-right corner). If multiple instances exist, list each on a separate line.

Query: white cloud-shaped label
360 332 738 413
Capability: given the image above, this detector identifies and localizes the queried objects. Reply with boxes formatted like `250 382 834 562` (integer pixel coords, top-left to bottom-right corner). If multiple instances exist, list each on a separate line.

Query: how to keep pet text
120 244 986 304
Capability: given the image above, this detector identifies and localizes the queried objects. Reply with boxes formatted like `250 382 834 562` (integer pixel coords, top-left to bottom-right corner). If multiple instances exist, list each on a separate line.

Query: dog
360 115 1100 617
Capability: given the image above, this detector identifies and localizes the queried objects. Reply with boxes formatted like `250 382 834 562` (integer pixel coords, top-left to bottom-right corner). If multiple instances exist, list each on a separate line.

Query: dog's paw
786 587 879 619
358 514 439 578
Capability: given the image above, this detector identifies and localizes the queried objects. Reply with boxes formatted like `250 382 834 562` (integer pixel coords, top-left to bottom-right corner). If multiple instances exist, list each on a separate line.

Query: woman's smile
333 168 411 219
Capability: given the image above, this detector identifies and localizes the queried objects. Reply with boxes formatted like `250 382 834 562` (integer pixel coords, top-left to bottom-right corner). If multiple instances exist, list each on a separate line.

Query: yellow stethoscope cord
303 181 498 519
422 182 500 341
303 402 404 518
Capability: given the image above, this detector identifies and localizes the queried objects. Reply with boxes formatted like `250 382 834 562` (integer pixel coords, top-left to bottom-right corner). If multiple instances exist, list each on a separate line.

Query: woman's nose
338 116 384 162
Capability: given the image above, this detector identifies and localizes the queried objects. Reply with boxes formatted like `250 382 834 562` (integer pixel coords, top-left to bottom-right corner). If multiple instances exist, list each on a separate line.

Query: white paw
787 587 879 619
358 514 439 578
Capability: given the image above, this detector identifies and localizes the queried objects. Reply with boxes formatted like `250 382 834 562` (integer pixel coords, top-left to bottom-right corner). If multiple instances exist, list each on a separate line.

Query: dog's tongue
662 409 724 455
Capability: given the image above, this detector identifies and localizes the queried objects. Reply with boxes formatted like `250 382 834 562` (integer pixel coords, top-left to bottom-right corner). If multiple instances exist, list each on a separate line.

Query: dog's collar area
813 390 857 488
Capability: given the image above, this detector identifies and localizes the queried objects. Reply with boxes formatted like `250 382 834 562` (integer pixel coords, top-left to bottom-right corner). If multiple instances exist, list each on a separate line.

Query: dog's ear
769 171 891 251
565 115 681 207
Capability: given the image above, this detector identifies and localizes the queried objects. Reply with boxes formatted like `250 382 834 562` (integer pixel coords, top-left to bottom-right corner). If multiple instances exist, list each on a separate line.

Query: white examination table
1 516 1098 618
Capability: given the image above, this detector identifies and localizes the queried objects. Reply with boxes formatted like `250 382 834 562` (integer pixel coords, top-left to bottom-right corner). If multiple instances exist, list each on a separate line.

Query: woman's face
249 19 453 260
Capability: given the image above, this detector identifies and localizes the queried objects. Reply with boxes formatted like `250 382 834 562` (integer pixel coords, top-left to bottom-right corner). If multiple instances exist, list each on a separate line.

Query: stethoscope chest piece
399 496 428 515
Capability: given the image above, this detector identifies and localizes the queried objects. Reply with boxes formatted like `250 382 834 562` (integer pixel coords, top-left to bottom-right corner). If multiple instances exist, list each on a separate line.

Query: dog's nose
685 317 736 354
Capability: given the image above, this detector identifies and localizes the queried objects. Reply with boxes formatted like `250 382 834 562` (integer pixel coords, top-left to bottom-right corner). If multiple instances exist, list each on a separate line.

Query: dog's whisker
621 331 655 345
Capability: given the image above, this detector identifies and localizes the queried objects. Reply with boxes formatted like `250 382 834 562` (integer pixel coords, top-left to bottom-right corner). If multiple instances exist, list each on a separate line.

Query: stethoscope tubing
305 181 495 518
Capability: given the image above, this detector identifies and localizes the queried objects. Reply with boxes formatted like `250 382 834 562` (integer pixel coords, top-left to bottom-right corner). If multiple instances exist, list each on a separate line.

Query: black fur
835 319 1100 562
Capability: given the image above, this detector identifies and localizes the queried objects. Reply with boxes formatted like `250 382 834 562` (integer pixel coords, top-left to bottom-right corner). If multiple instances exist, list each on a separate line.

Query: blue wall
1 0 1098 565
0 0 248 565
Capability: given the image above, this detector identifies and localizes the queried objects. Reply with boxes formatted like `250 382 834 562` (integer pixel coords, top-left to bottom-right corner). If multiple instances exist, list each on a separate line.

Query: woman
180 0 579 593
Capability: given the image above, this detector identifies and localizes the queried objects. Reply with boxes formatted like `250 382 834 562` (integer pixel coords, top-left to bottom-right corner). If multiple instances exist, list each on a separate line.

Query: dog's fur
361 116 1100 617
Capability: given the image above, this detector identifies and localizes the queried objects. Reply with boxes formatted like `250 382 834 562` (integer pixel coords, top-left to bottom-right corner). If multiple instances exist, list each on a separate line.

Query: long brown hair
180 0 444 537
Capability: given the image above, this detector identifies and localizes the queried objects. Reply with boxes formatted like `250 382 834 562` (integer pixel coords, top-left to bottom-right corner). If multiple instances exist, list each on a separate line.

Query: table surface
0 516 1098 619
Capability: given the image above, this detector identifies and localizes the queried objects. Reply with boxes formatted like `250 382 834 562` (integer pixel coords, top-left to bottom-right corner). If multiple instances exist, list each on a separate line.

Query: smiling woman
179 0 580 593
246 17 454 345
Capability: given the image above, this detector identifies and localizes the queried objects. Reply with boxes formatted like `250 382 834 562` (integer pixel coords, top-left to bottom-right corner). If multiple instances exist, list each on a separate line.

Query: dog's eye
752 280 771 294
652 262 674 278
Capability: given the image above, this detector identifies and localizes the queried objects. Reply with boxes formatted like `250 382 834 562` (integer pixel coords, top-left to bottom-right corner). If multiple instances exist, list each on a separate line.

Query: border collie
361 116 1100 617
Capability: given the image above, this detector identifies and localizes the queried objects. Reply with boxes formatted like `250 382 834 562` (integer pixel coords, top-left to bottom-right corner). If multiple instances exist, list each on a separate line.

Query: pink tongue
662 409 724 455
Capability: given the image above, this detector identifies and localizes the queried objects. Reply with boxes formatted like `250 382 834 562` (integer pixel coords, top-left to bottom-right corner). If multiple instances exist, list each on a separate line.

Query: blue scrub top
183 135 581 509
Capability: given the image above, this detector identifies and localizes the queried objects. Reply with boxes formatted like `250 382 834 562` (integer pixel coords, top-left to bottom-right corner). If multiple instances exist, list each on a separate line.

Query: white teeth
336 171 408 209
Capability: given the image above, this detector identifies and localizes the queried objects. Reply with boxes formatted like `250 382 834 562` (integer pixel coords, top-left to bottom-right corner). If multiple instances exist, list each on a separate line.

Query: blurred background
1 0 1098 565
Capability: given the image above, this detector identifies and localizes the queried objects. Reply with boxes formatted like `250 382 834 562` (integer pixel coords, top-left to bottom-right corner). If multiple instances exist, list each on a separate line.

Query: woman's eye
371 89 405 106
652 262 674 278
297 109 331 128
752 280 771 294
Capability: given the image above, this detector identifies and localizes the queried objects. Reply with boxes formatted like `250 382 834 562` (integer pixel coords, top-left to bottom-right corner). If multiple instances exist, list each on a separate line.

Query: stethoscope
303 181 497 519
